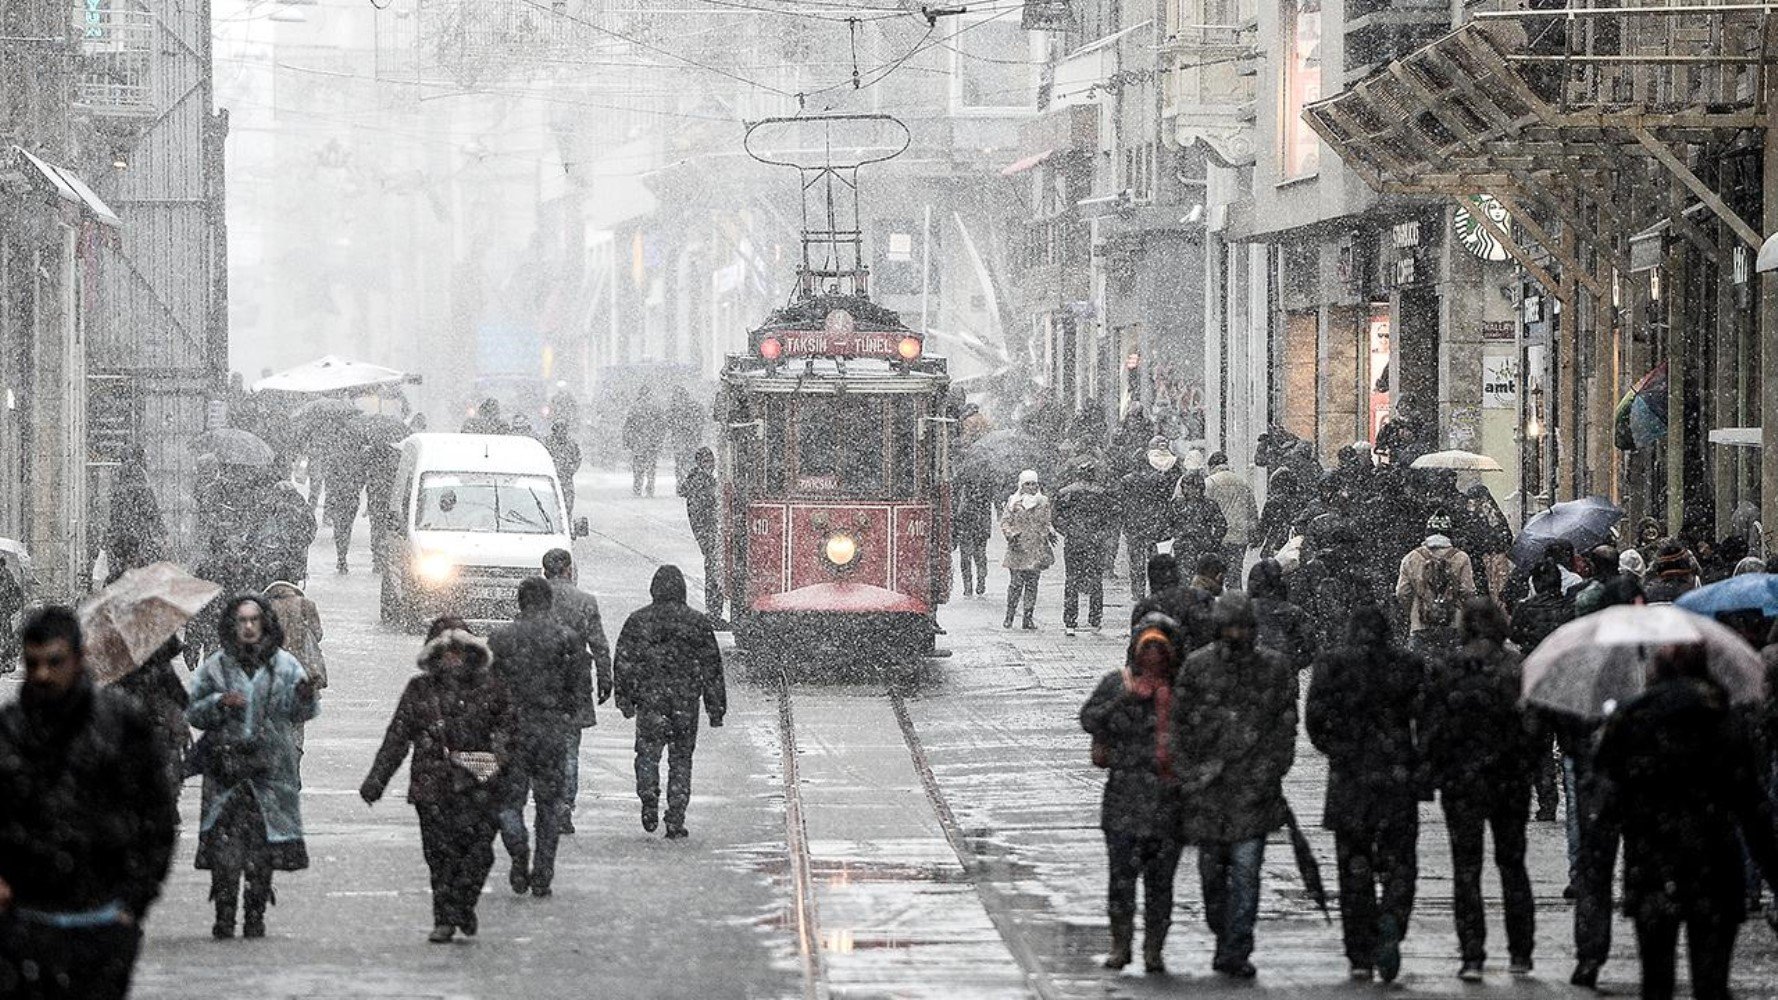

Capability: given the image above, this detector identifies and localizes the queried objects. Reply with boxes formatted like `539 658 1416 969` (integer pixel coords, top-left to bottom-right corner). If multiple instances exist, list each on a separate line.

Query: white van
380 433 587 625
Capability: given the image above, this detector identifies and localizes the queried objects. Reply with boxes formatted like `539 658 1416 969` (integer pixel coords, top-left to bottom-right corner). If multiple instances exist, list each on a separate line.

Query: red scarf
1124 627 1178 779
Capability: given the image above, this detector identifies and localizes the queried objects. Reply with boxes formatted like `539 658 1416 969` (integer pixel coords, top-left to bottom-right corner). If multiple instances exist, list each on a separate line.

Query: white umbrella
79 562 222 685
254 355 411 395
1521 604 1765 719
1411 449 1504 472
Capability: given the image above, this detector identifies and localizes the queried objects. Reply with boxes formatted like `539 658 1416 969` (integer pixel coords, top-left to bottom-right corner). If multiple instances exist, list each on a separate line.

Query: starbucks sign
1455 196 1512 263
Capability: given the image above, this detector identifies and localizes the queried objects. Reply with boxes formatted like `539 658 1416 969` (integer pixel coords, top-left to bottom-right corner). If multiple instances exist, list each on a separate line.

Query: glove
358 779 381 805
709 715 724 728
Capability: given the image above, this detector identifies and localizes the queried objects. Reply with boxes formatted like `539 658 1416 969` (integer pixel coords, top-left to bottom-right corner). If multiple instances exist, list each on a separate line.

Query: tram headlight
823 533 859 568
759 337 783 361
896 336 922 361
415 551 457 587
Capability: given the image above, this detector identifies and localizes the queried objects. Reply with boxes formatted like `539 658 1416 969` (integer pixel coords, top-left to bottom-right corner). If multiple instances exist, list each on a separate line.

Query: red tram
716 115 952 656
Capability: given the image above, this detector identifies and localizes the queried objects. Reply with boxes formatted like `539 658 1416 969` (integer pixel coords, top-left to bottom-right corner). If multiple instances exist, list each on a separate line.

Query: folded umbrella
1521 604 1765 719
79 562 222 686
1675 574 1778 619
1283 806 1331 923
1509 496 1624 569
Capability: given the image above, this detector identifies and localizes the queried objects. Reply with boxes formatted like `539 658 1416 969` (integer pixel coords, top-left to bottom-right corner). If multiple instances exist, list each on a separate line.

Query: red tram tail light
896 336 922 361
759 337 783 360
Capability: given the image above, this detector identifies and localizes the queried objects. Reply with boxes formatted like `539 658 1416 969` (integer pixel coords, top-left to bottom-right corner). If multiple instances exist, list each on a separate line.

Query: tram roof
721 356 948 394
754 293 911 335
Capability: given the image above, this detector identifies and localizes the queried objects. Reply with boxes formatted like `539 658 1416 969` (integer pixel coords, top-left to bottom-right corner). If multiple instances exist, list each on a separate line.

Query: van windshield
415 472 561 534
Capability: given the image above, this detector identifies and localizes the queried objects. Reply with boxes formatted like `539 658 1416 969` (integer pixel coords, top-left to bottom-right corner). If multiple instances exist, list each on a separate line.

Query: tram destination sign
777 329 904 357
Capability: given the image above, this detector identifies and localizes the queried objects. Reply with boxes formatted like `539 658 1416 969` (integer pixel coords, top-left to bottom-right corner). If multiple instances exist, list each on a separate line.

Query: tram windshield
783 397 921 499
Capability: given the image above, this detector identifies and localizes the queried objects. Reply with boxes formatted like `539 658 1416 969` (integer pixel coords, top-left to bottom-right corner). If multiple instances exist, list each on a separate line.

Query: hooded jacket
1305 606 1426 834
1080 615 1185 838
264 580 326 689
614 566 726 723
361 629 516 806
1173 596 1299 843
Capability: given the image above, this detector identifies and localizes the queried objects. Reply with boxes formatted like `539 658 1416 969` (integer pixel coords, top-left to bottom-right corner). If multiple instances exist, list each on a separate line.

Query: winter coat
1508 590 1574 654
361 630 516 807
111 641 191 778
1257 468 1305 556
1252 596 1318 671
1170 493 1228 565
614 566 726 723
1000 495 1055 572
187 645 319 849
1173 640 1299 843
1422 639 1537 805
951 468 996 546
1081 670 1183 839
1120 463 1181 543
264 581 326 689
1395 544 1477 634
1053 480 1117 550
1204 465 1258 547
1305 639 1426 834
546 577 614 724
252 484 318 587
488 612 591 742
1597 678 1778 917
0 677 178 918
104 463 167 580
678 465 720 546
545 432 582 488
1642 570 1697 604
624 402 667 453
1132 585 1215 651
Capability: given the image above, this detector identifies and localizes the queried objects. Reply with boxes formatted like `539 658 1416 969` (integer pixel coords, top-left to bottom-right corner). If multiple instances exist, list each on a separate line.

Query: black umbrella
1284 806 1331 923
192 427 274 468
1509 496 1623 568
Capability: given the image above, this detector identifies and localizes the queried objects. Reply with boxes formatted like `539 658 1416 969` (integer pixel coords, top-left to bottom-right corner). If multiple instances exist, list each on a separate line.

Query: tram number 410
750 518 775 538
903 520 926 536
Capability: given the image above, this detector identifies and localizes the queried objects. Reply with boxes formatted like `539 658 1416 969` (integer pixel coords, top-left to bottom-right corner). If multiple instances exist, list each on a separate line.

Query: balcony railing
72 0 157 117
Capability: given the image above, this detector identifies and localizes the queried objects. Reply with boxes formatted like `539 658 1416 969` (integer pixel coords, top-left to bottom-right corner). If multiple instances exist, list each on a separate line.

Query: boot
1143 923 1169 974
1104 916 1134 970
210 875 239 940
242 873 271 939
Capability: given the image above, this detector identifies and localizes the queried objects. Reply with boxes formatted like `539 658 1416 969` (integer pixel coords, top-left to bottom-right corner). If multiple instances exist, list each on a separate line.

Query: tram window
763 398 788 494
794 398 884 496
889 400 919 497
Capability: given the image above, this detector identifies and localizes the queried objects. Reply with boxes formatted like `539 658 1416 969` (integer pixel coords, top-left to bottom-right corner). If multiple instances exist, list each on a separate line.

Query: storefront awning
14 146 121 228
1301 6 1773 292
999 149 1055 177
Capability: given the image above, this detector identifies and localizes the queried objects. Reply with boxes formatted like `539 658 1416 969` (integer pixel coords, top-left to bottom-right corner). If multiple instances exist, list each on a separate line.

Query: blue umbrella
1509 496 1624 569
1676 574 1778 618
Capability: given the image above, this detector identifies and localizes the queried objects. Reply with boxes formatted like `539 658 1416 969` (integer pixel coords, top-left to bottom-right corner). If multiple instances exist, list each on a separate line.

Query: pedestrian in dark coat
1423 599 1538 980
667 385 706 480
541 549 613 833
1131 553 1213 651
487 579 589 896
361 621 516 943
1171 471 1228 575
614 565 726 839
1120 437 1182 601
951 462 995 598
1245 559 1318 671
1642 541 1698 603
1256 467 1305 558
1596 643 1778 1000
1173 593 1299 978
1306 603 1426 983
187 595 319 939
103 447 167 584
110 636 191 794
1081 614 1187 974
0 607 178 1000
1508 560 1571 822
251 481 317 588
545 420 583 518
322 442 366 575
1054 459 1117 634
459 398 506 435
624 390 667 497
676 446 727 626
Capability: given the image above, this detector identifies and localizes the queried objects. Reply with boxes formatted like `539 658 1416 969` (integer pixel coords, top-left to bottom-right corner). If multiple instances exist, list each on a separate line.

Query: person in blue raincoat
187 595 319 940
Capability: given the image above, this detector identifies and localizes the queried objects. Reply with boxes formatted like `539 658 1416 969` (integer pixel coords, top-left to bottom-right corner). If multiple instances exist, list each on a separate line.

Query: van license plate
468 585 508 600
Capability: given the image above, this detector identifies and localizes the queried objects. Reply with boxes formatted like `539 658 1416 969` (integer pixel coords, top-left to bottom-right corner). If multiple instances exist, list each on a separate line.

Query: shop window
1281 309 1319 443
1280 0 1322 180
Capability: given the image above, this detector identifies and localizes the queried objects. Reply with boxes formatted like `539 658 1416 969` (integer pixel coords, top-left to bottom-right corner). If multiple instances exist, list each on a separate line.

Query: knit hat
1426 510 1453 535
1650 542 1693 579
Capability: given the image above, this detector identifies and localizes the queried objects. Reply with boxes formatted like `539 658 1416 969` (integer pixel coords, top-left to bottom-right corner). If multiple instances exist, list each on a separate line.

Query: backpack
1420 553 1457 628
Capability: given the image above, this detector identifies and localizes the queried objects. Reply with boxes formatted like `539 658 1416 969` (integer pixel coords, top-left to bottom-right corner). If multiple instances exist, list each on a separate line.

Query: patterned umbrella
1614 361 1668 451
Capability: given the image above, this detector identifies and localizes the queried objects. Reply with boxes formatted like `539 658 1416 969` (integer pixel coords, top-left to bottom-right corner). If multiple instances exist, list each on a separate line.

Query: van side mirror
573 517 590 539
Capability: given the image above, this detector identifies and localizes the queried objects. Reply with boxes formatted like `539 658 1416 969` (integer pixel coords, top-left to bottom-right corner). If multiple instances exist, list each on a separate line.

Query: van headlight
823 533 858 568
415 552 457 587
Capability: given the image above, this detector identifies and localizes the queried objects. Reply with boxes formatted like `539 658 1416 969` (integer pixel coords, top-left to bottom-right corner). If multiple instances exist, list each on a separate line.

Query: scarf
1123 627 1177 779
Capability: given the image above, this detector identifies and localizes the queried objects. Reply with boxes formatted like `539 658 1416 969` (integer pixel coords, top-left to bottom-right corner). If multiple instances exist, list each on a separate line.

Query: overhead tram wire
510 0 799 97
801 3 1018 104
